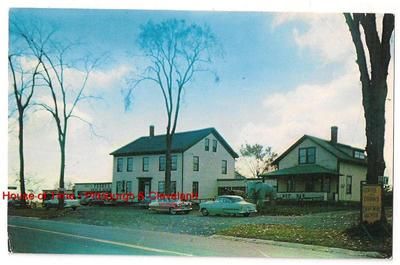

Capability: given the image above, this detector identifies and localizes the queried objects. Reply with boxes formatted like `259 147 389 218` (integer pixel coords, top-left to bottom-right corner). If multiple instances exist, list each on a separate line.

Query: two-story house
110 126 238 201
263 126 367 202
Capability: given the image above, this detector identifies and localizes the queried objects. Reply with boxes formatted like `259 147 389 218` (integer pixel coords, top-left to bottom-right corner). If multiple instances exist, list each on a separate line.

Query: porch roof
263 164 339 177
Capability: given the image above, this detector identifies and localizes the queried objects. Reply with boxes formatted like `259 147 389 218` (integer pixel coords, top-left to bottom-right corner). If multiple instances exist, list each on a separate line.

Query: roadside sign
360 182 383 224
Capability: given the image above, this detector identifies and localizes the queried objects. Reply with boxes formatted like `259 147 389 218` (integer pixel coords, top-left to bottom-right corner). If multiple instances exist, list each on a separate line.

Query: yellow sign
361 184 382 224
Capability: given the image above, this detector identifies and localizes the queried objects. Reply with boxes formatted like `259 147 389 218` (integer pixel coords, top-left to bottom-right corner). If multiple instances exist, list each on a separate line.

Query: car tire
169 208 177 215
243 213 250 217
201 208 209 216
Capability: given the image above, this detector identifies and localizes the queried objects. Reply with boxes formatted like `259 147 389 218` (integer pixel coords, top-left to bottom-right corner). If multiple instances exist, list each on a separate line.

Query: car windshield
228 197 244 203
218 196 244 203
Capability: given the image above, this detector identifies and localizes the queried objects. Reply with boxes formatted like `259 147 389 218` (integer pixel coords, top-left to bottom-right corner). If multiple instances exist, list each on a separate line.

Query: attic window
299 147 316 164
354 150 365 159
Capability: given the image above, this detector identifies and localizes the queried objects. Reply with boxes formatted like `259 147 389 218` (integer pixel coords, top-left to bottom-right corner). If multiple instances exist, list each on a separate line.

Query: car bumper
237 209 257 214
173 207 192 212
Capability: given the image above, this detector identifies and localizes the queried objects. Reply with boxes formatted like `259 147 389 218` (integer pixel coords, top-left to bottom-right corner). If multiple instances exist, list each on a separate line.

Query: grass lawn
218 223 392 257
259 204 356 216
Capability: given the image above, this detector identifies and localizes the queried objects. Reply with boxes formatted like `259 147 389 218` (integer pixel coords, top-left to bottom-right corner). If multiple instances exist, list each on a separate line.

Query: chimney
149 125 155 137
330 126 338 144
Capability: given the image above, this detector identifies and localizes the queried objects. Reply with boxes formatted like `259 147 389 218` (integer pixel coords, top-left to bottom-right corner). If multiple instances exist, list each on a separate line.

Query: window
126 181 132 193
127 157 133 172
159 155 177 171
298 147 316 164
305 178 313 192
159 156 166 171
117 158 123 172
346 175 352 194
192 181 199 195
322 176 331 192
142 157 149 172
354 150 365 159
116 180 125 193
205 138 210 151
158 181 165 193
287 177 295 192
221 160 227 174
116 181 122 193
212 140 218 152
170 181 176 193
171 155 177 171
193 156 199 171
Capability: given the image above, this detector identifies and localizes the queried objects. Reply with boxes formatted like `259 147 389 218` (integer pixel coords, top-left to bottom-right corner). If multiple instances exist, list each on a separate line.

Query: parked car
79 196 105 206
43 198 80 210
149 198 192 215
8 200 25 208
199 195 257 217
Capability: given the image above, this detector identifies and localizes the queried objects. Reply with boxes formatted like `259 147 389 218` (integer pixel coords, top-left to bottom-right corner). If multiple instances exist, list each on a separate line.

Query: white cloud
272 13 354 64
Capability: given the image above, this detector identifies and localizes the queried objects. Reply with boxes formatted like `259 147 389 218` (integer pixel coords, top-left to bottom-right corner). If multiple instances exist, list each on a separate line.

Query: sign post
360 181 383 224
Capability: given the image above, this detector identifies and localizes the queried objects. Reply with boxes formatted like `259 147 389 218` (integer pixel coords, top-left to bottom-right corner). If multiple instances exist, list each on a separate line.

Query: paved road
8 216 366 258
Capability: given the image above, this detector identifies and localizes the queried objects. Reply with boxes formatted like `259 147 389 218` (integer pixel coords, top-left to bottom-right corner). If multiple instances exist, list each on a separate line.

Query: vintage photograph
6 6 394 258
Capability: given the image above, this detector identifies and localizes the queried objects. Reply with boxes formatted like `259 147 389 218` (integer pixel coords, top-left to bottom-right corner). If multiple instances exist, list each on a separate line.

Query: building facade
73 182 112 198
264 126 367 202
110 127 238 201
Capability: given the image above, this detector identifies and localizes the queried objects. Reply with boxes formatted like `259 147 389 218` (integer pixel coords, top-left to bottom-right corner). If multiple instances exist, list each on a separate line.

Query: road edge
210 235 385 258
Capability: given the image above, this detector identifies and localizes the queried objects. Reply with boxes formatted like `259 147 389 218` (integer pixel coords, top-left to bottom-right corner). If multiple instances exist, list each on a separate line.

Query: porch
263 164 340 201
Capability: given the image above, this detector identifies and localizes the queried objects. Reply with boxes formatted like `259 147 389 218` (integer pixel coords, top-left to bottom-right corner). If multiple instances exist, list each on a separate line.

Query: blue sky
8 8 393 188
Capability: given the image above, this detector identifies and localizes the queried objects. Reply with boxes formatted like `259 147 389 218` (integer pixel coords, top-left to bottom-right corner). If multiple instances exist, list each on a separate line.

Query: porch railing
276 192 328 201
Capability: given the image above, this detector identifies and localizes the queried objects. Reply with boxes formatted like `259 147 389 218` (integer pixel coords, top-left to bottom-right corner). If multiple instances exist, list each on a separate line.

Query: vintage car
148 198 192 215
199 195 257 217
79 196 106 206
43 198 80 210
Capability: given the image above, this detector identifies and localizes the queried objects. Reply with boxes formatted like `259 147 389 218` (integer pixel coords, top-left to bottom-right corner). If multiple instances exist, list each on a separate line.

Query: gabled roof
273 135 367 166
263 164 340 177
110 127 239 158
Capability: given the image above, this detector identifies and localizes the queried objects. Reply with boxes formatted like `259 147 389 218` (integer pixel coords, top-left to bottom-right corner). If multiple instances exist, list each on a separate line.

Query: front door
138 179 151 200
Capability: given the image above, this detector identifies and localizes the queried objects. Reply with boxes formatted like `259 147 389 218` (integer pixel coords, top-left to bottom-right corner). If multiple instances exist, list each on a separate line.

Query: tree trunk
18 112 27 207
364 79 387 184
58 138 66 209
165 133 172 194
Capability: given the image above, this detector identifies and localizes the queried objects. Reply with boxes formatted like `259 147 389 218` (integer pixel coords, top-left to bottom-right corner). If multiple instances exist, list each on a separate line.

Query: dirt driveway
56 206 360 236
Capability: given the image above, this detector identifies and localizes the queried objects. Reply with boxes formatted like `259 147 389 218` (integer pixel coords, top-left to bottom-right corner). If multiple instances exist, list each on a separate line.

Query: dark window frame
346 175 352 194
353 150 365 159
298 147 316 164
171 155 177 171
205 138 210 151
193 156 199 171
212 139 218 152
321 176 331 193
170 181 177 193
159 156 166 171
287 177 295 192
117 158 123 172
126 181 132 193
192 181 199 194
221 160 227 174
158 181 165 193
127 157 133 172
142 157 149 172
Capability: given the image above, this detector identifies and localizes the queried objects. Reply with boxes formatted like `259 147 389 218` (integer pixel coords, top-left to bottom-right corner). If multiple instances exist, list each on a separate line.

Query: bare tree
17 26 101 209
239 144 277 178
8 23 52 206
344 13 394 184
125 19 219 193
